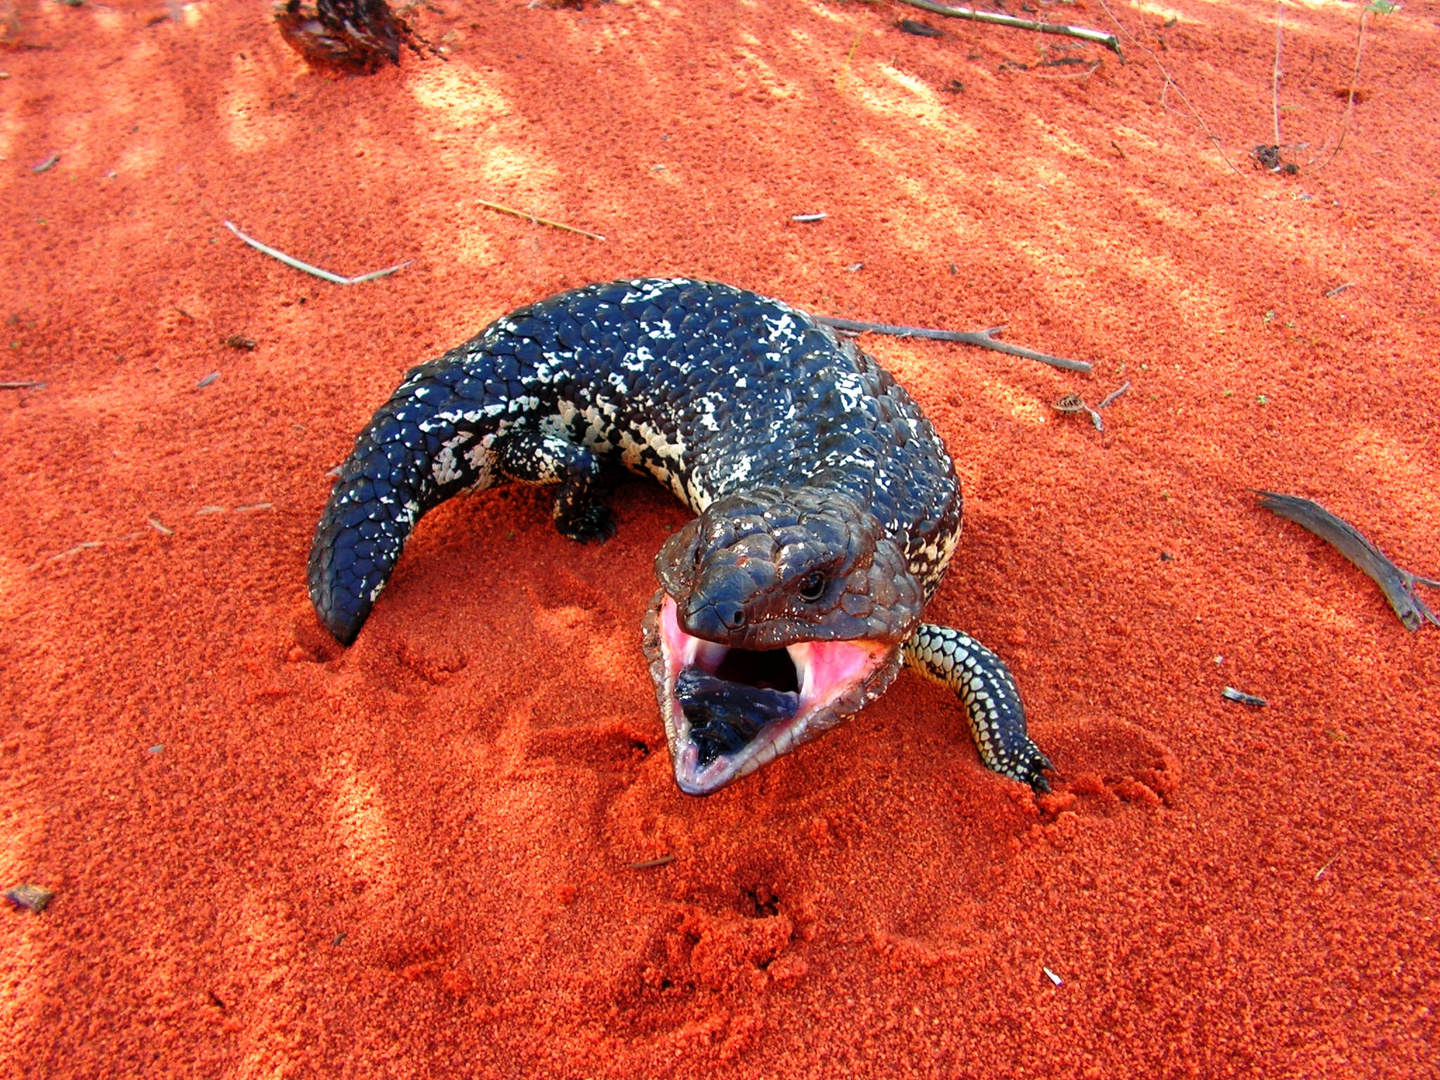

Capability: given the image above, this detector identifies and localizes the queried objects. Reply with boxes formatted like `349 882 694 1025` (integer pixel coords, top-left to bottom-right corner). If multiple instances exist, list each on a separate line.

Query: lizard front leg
904 624 1053 792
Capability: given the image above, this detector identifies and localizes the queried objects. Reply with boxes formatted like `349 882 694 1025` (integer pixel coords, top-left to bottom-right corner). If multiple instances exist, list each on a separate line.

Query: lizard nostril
717 602 747 630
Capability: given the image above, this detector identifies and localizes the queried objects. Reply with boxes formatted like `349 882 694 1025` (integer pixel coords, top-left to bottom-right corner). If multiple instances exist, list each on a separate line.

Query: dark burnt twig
1270 0 1284 152
1221 686 1267 707
816 315 1093 373
627 856 676 869
1255 490 1439 631
274 0 439 75
895 0 1121 54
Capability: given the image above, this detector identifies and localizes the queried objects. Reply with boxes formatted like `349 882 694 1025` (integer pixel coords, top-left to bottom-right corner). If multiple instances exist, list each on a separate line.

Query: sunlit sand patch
325 756 399 901
440 230 500 273
219 76 295 156
475 143 560 194
1128 0 1192 22
86 5 130 32
410 66 514 129
1339 430 1440 521
734 45 805 101
530 603 639 696
407 68 555 190
0 795 40 893
0 112 20 178
848 65 951 131
882 342 1053 429
808 2 849 23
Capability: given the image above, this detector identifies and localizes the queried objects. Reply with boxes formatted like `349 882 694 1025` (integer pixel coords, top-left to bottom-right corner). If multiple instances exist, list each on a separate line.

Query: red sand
2 0 1437 1075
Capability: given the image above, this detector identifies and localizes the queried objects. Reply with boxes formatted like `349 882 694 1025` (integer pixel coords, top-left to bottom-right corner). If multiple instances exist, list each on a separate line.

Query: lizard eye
794 571 828 602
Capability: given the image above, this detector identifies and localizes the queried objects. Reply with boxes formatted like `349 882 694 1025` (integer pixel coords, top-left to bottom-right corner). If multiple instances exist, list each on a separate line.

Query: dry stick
223 221 412 285
896 0 1121 54
815 315 1093 373
475 200 606 241
1309 4 1369 170
1094 0 1246 177
1255 490 1440 632
0 380 45 389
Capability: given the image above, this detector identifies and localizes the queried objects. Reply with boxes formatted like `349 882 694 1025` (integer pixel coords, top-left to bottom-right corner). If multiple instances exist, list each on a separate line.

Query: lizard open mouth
646 594 896 795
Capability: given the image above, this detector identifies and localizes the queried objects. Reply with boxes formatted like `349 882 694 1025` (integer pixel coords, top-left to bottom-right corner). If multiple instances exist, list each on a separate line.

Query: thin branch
475 200 606 241
1271 0 1284 151
0 380 46 390
1309 4 1369 170
1094 0 1246 177
816 315 1093 373
223 221 412 285
895 0 1121 54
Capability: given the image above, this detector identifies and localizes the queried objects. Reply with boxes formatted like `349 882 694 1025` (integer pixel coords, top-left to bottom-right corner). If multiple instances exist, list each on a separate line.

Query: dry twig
896 0 1121 54
1308 3 1371 170
476 200 606 241
224 221 412 285
816 314 1092 373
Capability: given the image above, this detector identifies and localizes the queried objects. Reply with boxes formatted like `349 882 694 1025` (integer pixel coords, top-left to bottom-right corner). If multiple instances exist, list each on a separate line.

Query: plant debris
899 19 944 37
1053 381 1130 429
1251 144 1299 175
4 884 55 913
1221 686 1267 707
1255 490 1439 631
222 335 258 350
274 0 438 75
896 0 1120 54
627 855 675 869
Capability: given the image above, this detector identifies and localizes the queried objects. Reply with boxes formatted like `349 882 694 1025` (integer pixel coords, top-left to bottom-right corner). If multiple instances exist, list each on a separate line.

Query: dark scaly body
309 278 1051 795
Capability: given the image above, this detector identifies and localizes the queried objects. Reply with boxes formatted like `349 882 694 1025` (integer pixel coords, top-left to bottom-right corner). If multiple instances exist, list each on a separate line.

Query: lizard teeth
690 638 728 674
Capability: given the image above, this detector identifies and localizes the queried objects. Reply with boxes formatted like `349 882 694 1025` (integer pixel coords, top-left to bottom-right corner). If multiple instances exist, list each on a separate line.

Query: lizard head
641 485 924 795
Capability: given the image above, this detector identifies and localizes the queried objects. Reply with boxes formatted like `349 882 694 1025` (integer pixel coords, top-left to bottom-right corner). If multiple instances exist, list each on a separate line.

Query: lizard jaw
642 594 899 795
